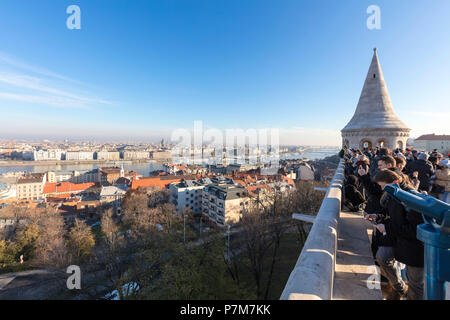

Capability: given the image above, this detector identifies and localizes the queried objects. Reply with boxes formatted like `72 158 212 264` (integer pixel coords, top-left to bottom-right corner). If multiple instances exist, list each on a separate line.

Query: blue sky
0 0 449 145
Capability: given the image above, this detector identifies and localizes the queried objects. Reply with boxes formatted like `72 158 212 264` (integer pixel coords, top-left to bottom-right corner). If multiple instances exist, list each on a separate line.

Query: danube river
0 148 340 177
0 161 166 177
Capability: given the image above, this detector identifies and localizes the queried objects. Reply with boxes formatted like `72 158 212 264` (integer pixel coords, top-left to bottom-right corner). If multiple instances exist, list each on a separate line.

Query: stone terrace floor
333 210 383 300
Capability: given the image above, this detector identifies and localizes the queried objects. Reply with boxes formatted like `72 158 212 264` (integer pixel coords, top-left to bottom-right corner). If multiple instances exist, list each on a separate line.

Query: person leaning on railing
371 169 425 300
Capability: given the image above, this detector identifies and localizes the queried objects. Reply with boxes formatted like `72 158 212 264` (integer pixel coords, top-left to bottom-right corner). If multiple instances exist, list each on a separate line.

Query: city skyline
0 0 449 145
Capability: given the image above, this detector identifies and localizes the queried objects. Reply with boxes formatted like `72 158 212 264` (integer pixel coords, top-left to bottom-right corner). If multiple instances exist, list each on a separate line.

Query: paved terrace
281 159 383 300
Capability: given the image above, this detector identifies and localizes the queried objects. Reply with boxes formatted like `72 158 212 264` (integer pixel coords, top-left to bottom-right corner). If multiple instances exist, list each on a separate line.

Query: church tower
341 49 410 150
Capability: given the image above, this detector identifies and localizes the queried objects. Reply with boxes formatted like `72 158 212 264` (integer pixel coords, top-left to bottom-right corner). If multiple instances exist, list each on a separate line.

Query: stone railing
280 159 344 300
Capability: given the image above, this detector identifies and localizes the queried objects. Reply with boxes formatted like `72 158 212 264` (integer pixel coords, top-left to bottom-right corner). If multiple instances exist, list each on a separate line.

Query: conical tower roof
342 48 409 131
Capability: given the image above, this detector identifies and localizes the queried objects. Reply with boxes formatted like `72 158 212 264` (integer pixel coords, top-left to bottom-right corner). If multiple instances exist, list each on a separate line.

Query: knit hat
418 152 429 161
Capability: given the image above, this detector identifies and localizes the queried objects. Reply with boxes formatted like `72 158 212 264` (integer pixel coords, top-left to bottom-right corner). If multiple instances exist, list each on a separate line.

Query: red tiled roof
233 179 247 186
43 182 96 195
415 134 450 141
131 176 183 190
245 184 272 196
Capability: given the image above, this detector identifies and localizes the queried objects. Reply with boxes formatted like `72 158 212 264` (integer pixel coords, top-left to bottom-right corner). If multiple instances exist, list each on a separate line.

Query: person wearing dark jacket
373 170 425 300
353 155 370 177
357 157 398 260
343 175 366 212
406 152 434 192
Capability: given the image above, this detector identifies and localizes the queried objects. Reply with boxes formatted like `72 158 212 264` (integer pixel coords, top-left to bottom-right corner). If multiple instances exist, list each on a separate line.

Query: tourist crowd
339 146 450 300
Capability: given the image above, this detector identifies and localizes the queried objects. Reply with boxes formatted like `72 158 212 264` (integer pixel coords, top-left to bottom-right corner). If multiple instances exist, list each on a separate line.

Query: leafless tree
67 219 95 264
34 209 69 269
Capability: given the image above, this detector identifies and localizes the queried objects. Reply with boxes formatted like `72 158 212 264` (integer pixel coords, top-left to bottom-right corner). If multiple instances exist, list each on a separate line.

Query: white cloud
0 92 94 109
0 72 112 108
0 51 79 84
0 52 112 110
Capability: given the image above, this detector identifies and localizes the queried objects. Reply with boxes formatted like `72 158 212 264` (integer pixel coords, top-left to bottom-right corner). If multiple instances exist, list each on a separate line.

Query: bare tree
101 208 122 253
238 209 274 298
67 219 95 263
34 209 68 269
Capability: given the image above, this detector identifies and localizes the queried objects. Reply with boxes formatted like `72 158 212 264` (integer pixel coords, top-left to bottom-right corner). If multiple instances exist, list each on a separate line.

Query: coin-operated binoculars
384 184 450 300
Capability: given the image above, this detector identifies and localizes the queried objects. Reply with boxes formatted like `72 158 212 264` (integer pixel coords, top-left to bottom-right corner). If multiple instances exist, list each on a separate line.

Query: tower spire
342 48 408 130
341 49 410 150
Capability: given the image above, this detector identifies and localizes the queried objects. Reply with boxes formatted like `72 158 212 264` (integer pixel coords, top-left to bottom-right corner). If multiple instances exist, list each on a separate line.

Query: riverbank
0 159 170 167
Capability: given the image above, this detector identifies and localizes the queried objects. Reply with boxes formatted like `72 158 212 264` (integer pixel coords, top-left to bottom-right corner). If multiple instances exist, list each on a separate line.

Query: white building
151 150 172 160
47 170 73 183
169 180 206 215
122 151 150 160
96 151 120 161
201 184 249 227
66 151 94 161
33 149 64 161
16 173 46 200
413 134 450 154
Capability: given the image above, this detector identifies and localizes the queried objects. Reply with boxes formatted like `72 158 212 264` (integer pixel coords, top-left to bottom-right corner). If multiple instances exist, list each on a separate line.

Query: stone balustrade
280 159 344 300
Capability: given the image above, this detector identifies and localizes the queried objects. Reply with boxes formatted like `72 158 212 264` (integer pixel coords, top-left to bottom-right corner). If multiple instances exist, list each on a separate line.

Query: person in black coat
406 152 434 192
373 170 424 300
343 175 366 212
357 156 398 261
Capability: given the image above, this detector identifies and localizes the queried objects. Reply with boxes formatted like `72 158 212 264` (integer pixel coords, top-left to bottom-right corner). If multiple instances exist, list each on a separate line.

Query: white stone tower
341 48 410 150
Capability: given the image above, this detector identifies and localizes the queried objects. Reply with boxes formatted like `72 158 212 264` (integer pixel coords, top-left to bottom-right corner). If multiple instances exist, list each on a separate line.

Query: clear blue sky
0 0 449 145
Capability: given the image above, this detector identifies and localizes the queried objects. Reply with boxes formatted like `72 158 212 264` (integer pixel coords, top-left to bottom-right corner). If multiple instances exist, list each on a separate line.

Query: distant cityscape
0 138 341 217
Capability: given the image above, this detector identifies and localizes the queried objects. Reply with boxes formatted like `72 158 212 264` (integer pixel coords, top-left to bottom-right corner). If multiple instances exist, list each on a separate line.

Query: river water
0 161 165 177
0 149 340 176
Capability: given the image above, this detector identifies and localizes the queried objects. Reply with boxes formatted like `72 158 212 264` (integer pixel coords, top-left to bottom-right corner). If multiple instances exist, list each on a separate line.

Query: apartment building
151 150 172 160
47 170 73 183
122 151 150 160
202 184 249 227
65 151 94 161
16 173 46 200
99 167 124 185
33 149 64 161
96 151 120 161
72 169 100 184
169 180 206 215
414 134 450 154
46 169 101 184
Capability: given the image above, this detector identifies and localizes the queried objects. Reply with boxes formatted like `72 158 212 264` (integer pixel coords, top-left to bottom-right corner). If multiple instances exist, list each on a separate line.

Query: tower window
373 74 376 78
